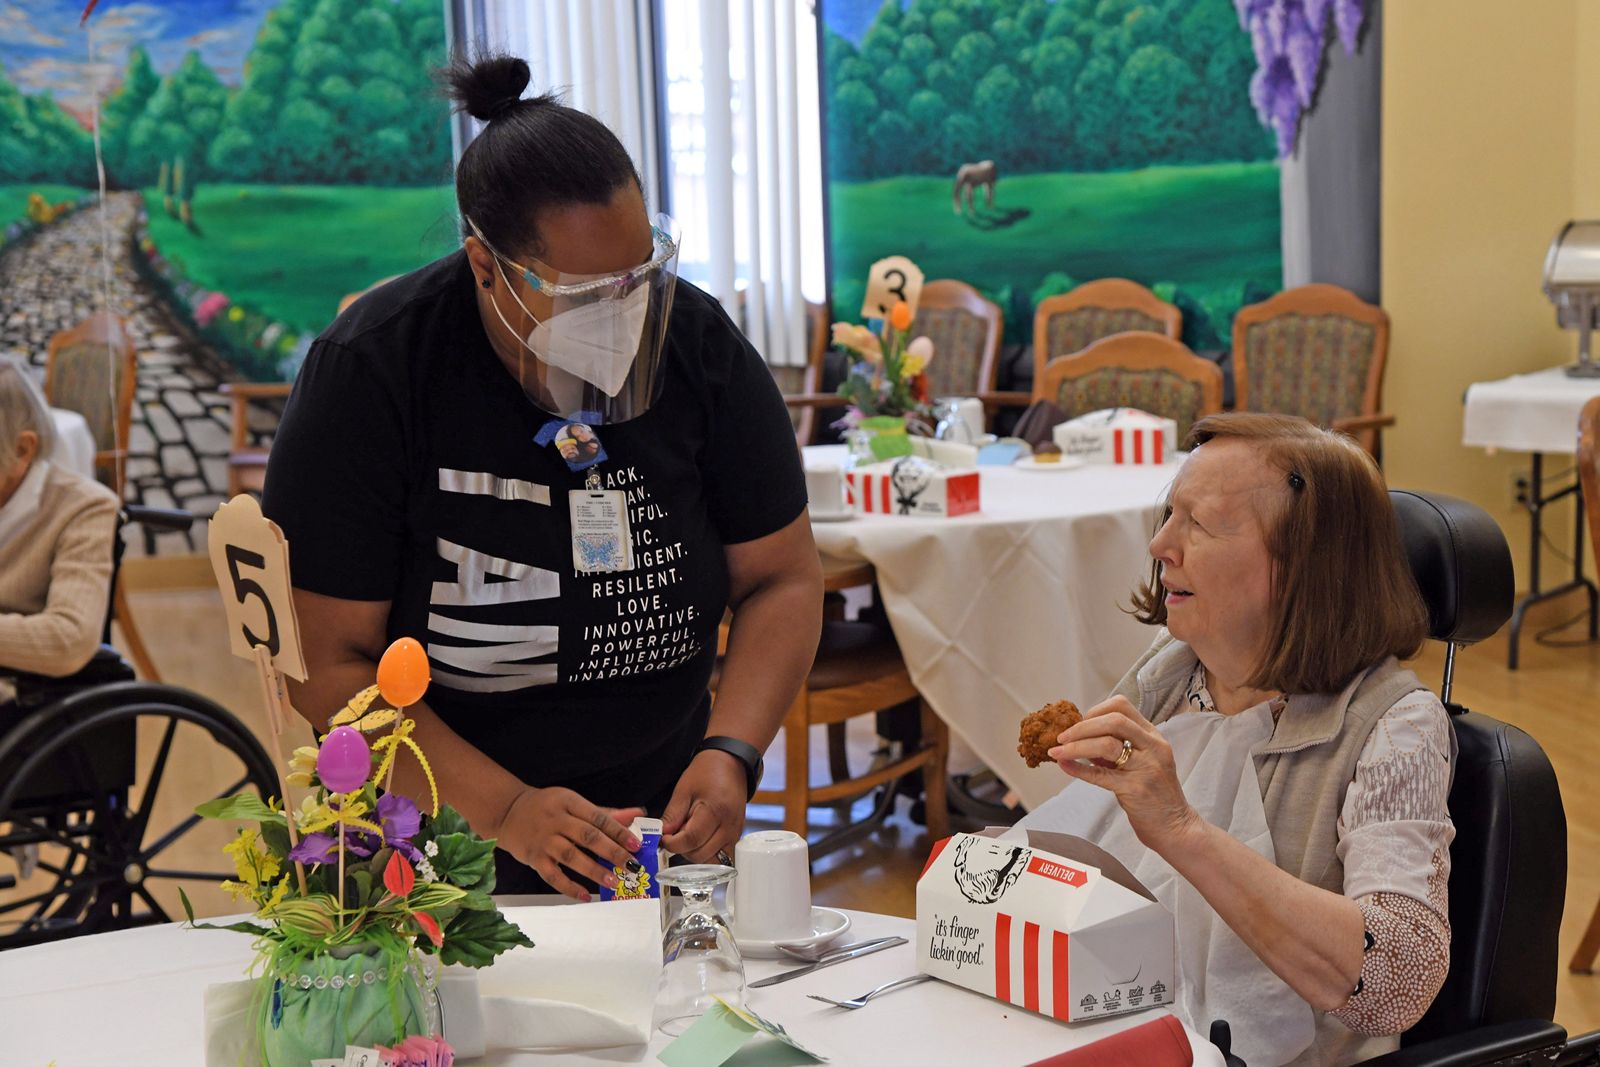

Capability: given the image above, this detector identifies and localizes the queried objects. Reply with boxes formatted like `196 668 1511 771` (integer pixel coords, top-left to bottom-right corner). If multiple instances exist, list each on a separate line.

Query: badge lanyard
536 414 633 574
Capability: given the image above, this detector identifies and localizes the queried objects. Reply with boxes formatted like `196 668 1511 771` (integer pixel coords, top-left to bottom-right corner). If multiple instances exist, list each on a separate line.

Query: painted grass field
141 184 459 332
830 161 1282 347
0 183 90 229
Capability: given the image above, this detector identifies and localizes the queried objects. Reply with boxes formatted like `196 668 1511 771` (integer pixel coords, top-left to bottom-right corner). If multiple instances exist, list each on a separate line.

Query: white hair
0 357 57 461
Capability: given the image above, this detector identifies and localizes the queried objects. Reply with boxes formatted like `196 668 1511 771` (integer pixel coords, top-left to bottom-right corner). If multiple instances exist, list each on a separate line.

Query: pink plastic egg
317 726 371 794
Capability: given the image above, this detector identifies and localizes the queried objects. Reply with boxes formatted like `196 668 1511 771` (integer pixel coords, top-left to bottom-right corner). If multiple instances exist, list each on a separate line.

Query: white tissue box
845 457 980 517
917 830 1174 1022
1053 407 1178 465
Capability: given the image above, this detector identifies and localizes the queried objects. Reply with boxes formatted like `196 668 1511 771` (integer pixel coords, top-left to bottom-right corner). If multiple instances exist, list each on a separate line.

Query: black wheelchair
0 506 279 949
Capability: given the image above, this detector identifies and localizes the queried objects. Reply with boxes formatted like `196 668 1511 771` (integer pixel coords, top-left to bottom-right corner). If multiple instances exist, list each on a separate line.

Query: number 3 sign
207 494 307 682
860 254 926 322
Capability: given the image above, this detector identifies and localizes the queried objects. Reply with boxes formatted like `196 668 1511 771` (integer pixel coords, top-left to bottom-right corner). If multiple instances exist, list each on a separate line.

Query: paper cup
731 830 812 941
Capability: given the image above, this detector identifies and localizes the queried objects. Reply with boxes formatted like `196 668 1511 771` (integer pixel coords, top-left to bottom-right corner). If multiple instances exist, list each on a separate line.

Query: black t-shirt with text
263 251 806 814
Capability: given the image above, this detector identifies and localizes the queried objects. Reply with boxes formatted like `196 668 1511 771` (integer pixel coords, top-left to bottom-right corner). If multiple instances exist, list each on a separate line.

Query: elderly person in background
0 358 118 704
1028 413 1448 1066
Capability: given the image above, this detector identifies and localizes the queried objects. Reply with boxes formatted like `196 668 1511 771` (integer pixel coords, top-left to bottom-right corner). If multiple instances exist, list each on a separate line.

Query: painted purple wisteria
1237 0 1369 157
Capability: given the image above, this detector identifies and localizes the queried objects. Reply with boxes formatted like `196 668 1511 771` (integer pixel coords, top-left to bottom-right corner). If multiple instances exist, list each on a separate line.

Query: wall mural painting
819 0 1284 361
0 0 454 542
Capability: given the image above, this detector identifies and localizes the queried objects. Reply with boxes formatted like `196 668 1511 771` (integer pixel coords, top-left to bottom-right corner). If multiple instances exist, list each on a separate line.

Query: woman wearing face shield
263 54 823 899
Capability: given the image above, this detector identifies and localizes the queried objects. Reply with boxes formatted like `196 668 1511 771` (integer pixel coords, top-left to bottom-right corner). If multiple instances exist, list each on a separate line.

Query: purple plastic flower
349 793 423 860
1238 0 1368 158
1333 0 1365 54
288 832 339 865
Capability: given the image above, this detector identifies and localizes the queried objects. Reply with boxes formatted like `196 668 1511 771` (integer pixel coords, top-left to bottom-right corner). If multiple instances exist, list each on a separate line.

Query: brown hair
1131 413 1427 694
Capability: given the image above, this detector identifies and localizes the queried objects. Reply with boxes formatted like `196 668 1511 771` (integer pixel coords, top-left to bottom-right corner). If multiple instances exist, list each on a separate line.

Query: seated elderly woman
0 358 119 705
1024 413 1446 1067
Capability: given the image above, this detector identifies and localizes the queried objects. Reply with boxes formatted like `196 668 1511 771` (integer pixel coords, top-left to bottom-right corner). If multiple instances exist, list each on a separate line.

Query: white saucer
1014 454 1085 472
733 906 852 959
808 508 856 523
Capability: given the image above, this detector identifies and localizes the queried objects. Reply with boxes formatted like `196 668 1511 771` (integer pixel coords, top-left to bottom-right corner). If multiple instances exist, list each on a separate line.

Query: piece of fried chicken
1017 699 1082 768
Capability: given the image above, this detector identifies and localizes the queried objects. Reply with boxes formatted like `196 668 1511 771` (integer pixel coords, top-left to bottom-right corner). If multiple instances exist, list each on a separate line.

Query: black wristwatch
696 735 764 800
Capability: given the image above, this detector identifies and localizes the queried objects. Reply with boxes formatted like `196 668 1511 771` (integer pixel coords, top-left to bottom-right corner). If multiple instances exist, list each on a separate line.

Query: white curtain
473 0 661 218
661 0 825 367
461 0 824 368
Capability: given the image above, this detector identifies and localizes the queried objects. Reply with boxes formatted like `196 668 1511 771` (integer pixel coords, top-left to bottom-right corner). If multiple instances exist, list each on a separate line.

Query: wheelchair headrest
1389 490 1513 645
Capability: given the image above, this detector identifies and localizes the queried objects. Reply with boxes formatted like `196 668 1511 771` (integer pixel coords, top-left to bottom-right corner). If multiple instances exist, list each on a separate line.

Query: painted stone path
0 192 281 555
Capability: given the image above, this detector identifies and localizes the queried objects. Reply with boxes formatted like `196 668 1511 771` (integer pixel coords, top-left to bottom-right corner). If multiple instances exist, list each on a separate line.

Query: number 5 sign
207 494 307 682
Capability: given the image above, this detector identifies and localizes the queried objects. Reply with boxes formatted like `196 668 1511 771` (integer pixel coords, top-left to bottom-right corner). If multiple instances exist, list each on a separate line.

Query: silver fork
806 973 934 1009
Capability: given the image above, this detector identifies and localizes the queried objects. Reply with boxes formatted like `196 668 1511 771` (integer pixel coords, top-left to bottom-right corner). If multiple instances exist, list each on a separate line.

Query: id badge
570 488 634 573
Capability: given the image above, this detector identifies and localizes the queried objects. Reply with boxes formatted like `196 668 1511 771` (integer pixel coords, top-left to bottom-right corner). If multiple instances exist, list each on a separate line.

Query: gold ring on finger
1113 738 1134 769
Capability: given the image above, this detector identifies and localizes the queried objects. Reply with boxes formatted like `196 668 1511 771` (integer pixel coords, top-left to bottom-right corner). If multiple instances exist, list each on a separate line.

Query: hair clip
1288 471 1306 491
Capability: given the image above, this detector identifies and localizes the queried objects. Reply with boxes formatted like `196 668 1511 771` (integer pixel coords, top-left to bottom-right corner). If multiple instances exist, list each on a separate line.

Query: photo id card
570 488 634 574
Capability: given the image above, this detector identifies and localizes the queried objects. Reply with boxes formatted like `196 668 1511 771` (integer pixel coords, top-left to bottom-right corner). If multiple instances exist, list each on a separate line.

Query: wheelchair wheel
0 681 280 949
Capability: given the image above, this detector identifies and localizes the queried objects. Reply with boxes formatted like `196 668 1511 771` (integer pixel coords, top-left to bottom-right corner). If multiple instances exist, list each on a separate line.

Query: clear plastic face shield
469 213 680 424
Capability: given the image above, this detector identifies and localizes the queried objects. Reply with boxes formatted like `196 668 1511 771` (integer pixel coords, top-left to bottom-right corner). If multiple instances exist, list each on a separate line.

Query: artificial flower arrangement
184 640 532 1066
832 298 936 433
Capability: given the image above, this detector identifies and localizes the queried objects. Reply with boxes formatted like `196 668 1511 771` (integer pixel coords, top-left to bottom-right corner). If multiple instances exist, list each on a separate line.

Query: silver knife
749 936 908 988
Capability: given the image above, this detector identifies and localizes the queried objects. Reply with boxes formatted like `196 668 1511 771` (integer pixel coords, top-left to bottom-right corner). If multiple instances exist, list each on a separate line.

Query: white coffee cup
731 830 812 942
803 462 847 517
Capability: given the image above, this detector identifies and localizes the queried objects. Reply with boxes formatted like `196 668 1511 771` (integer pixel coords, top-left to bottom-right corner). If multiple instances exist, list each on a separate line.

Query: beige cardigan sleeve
0 488 117 677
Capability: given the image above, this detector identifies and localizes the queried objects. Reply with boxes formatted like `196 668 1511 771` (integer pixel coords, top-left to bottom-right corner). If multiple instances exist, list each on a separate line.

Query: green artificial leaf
260 819 290 859
349 868 376 908
458 889 495 912
195 793 286 825
429 833 495 893
179 887 277 937
422 804 472 841
437 908 534 968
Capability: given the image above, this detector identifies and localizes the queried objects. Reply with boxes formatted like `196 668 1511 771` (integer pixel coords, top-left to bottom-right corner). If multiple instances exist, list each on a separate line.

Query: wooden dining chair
220 382 293 497
1231 284 1394 456
1569 395 1600 974
1032 278 1182 385
1035 331 1224 446
717 557 950 858
45 312 136 495
43 313 167 681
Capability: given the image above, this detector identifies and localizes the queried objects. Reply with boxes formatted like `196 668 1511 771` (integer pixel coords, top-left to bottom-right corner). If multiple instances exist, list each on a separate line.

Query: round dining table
1 906 1220 1066
804 446 1178 813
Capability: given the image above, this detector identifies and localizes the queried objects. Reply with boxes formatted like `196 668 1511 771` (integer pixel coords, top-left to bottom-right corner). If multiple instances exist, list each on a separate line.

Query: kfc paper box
917 830 1174 1023
845 456 980 517
1052 407 1178 465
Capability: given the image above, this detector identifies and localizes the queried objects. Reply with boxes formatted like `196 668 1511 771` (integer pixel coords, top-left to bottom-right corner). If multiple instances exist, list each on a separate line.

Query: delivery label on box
845 456 980 517
916 830 1174 1022
1053 407 1179 466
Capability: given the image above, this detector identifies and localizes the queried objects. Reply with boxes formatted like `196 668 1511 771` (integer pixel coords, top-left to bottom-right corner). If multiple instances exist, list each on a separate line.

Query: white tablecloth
0 908 1221 1066
50 406 97 480
1461 366 1600 454
806 446 1176 812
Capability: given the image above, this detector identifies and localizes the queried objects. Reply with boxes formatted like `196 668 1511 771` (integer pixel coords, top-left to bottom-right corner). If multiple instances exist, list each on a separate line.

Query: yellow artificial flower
901 335 935 379
220 879 255 902
831 322 882 363
286 745 319 788
262 874 291 912
223 828 280 888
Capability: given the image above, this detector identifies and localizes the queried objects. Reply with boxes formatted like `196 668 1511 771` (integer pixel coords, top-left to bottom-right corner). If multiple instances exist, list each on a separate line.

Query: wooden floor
6 580 1599 1038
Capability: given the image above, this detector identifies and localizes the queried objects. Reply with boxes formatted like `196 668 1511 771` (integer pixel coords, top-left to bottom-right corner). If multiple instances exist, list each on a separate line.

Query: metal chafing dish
1542 220 1600 377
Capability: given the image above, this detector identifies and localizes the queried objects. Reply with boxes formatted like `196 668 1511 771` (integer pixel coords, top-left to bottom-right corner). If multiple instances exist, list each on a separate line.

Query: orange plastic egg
377 637 430 707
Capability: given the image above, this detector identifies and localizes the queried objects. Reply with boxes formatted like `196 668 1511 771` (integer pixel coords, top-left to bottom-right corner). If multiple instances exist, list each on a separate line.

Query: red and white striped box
916 831 1174 1022
844 457 980 518
1053 407 1179 465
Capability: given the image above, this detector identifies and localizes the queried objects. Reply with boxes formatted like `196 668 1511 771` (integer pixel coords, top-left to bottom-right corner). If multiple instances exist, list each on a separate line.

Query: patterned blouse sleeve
1327 690 1456 1035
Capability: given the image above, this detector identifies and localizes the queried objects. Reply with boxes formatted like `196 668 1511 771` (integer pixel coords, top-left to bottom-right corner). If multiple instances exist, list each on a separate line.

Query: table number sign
860 254 925 323
207 492 311 890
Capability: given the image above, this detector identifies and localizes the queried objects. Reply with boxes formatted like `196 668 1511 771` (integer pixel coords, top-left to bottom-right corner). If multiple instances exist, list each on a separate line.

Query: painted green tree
101 46 161 184
126 50 229 225
824 0 1272 179
0 64 95 185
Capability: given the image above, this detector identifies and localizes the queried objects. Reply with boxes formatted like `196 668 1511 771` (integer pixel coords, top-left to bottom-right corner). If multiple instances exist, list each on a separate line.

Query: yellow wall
1382 0 1596 590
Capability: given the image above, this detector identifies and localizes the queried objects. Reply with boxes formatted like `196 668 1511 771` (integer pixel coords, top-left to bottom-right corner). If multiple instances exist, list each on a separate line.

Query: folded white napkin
471 898 662 1052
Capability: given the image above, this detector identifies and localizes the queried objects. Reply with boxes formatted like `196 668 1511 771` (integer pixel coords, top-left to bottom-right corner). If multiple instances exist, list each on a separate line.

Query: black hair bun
442 53 534 123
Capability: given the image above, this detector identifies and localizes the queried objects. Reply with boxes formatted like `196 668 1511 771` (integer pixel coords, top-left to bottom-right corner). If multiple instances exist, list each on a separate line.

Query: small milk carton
845 456 980 517
1053 407 1179 465
917 829 1175 1023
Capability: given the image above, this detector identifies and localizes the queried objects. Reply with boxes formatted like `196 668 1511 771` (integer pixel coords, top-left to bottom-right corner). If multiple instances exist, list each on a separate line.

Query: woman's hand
1048 695 1202 854
498 787 645 902
661 750 748 862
